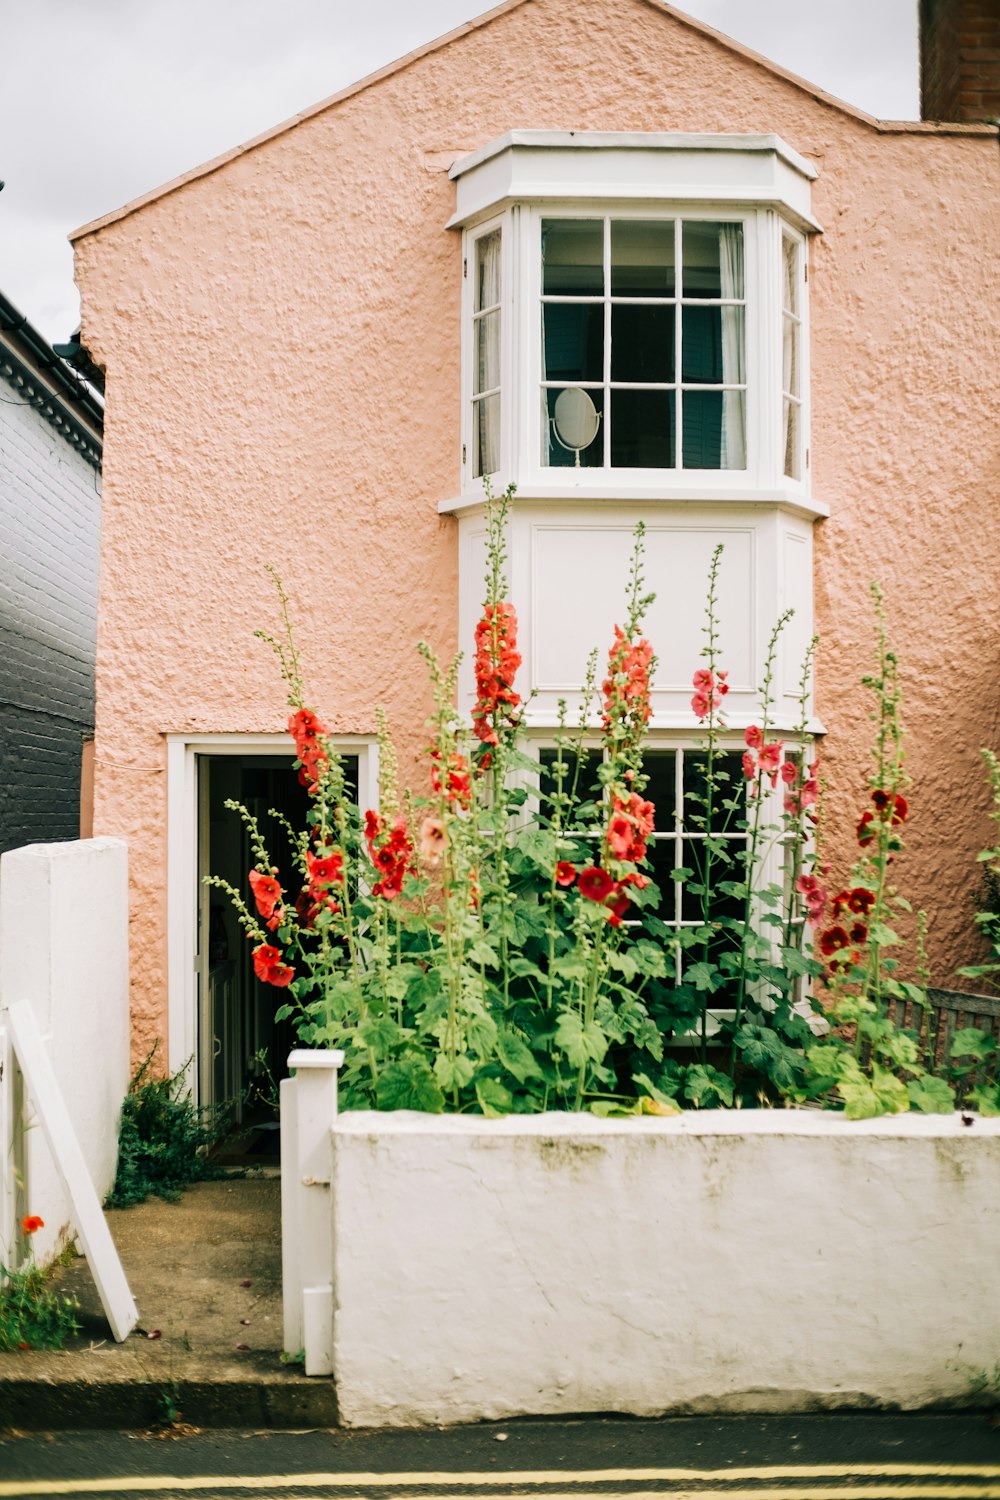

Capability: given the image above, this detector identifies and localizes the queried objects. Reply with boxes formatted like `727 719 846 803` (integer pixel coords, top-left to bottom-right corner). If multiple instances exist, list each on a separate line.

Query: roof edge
70 0 530 243
70 0 996 244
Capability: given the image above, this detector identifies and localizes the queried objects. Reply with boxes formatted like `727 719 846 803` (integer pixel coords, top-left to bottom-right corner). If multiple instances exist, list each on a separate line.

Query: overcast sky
1 0 919 345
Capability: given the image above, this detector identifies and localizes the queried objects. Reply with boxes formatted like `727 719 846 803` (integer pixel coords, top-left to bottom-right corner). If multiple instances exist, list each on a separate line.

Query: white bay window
448 133 821 735
449 132 817 505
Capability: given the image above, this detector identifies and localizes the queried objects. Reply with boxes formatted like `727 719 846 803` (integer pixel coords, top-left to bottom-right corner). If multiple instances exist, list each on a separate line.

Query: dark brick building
0 292 103 854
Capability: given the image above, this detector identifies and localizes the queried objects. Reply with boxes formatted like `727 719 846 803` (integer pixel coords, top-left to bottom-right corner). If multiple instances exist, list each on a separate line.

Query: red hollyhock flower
857 810 875 845
744 725 764 750
819 925 849 956
849 921 869 945
780 760 797 785
555 861 577 886
473 601 522 745
742 752 757 780
602 625 653 731
578 866 615 903
306 849 344 898
252 943 296 988
249 868 282 921
871 789 908 823
21 1215 43 1235
846 887 876 915
606 890 632 927
757 742 784 786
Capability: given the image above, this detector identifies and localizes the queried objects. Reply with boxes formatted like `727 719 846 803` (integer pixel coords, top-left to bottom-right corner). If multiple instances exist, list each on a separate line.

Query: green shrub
0 1263 79 1351
107 1049 222 1208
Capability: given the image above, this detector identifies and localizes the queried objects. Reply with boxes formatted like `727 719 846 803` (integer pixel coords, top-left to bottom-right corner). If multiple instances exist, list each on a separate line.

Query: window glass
542 219 603 295
781 234 802 481
472 228 501 478
541 217 746 472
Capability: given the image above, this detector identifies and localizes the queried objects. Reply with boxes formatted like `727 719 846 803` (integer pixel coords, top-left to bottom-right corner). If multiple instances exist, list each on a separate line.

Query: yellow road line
3 1468 1000 1499
5 1486 1000 1500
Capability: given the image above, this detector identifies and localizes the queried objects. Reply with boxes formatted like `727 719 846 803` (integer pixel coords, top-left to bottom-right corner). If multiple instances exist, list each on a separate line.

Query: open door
195 754 358 1152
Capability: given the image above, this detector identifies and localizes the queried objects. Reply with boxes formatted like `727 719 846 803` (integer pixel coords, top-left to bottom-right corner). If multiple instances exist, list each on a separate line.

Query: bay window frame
451 132 819 511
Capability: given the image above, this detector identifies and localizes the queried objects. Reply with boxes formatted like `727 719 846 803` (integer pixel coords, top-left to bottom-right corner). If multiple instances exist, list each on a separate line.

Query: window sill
441 483 829 521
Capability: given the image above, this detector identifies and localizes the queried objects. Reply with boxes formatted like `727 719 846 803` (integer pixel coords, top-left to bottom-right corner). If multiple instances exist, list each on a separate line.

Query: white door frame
165 732 377 1104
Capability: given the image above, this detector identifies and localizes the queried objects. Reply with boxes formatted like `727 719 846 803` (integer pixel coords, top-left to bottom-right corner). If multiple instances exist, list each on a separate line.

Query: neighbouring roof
71 0 994 245
0 289 103 469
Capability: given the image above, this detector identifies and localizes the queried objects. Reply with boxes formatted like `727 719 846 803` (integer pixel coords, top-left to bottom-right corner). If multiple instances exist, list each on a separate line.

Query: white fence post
281 1048 343 1376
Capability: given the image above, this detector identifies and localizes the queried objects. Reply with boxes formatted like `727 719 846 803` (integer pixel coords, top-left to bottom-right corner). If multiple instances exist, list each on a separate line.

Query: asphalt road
0 1413 999 1499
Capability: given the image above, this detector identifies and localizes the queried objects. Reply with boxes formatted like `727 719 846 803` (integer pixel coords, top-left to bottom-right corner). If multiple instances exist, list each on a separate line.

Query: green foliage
107 1050 222 1208
0 1263 79 1352
215 493 990 1120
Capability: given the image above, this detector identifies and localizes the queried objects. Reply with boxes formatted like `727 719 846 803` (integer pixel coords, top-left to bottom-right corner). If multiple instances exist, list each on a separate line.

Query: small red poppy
21 1215 43 1236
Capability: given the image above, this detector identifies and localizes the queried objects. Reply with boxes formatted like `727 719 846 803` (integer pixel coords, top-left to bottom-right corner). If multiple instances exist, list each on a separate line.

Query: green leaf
950 1028 997 1062
837 1063 909 1119
906 1075 956 1113
633 1071 679 1109
433 1052 476 1094
683 1064 734 1108
875 1028 922 1073
497 1030 544 1084
631 940 668 978
376 1057 445 1112
967 1082 1000 1116
355 1015 408 1056
554 1011 609 1068
868 922 901 947
685 961 724 994
475 1076 514 1117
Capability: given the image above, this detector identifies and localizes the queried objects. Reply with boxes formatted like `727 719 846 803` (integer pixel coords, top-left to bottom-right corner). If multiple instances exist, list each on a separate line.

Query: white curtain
476 230 501 477
781 237 798 478
718 224 746 470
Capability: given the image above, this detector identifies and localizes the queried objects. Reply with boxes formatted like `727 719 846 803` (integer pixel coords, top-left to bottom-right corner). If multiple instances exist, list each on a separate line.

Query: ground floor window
536 738 807 1002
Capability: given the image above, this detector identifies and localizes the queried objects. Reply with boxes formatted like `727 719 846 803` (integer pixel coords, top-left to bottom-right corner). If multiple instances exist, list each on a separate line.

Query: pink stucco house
71 0 1000 1108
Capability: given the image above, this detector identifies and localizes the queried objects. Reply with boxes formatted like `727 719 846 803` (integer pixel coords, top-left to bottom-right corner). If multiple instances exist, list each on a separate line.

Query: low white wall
0 838 129 1266
323 1108 1000 1428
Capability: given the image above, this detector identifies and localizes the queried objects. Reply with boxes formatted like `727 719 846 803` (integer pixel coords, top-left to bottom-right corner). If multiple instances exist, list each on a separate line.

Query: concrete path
0 1176 338 1431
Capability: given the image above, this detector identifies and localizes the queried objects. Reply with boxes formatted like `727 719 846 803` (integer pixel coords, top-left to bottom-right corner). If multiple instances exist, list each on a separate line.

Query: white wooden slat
6 999 138 1342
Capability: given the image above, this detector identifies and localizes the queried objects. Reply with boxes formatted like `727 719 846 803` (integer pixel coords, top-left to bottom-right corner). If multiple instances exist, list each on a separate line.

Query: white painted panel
782 527 812 704
7 1000 138 1342
530 523 755 694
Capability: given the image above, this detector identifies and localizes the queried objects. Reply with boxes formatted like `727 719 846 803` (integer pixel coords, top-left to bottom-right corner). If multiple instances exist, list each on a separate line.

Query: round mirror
552 387 600 452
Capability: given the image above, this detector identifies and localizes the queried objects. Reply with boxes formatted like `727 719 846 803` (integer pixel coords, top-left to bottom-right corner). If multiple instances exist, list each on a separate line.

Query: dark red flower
819 925 849 956
578 866 615 903
846 886 876 915
849 921 869 945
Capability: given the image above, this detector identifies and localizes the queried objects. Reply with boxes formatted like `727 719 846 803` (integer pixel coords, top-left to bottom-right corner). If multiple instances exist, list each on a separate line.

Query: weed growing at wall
0 1217 80 1352
108 1049 223 1207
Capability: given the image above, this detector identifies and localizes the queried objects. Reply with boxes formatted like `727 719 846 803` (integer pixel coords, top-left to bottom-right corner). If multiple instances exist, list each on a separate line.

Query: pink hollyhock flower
780 760 797 784
742 752 757 780
419 816 446 870
744 725 764 750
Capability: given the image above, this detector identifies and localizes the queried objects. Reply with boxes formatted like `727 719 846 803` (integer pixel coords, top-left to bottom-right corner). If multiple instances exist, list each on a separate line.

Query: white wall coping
332 1107 1000 1141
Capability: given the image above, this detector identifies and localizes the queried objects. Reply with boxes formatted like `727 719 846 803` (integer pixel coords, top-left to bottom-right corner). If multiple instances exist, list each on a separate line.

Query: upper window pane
682 222 744 300
542 220 603 295
476 230 501 311
610 220 675 297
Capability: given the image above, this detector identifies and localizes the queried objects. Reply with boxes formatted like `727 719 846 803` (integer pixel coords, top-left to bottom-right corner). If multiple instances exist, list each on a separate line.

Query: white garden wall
282 1064 1000 1427
0 838 129 1268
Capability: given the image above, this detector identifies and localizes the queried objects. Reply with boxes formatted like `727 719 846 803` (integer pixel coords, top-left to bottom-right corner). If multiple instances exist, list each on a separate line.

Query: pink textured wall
73 0 1000 1057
